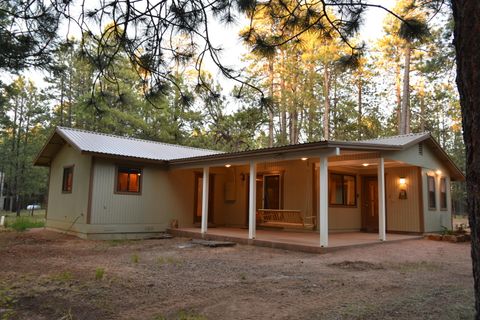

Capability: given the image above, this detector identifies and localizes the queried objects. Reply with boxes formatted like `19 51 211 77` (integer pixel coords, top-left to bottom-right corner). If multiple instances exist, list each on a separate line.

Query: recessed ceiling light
362 163 369 167
301 157 308 161
225 164 231 168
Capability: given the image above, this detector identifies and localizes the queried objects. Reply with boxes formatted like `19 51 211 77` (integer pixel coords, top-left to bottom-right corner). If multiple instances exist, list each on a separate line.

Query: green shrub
131 254 139 263
440 226 455 236
50 271 73 282
95 268 105 280
6 216 45 232
157 256 182 266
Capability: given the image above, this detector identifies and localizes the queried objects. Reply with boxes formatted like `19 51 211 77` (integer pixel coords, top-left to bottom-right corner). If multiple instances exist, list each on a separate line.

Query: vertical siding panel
385 167 420 232
90 159 169 226
46 144 91 232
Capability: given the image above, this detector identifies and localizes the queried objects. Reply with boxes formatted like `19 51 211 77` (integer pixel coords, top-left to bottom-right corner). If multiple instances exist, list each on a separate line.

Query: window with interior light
427 175 436 209
440 177 447 210
329 173 356 206
62 166 74 193
116 166 142 194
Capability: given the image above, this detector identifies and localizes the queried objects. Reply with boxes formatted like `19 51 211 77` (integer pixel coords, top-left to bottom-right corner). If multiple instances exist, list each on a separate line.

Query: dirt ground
0 229 474 320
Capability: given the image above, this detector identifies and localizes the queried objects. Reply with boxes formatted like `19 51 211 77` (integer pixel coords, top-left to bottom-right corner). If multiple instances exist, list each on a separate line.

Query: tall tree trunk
358 78 363 138
14 97 24 216
60 76 64 126
419 77 426 132
395 64 402 134
451 0 480 317
400 42 412 135
268 58 274 147
322 65 330 140
280 68 287 144
332 74 338 139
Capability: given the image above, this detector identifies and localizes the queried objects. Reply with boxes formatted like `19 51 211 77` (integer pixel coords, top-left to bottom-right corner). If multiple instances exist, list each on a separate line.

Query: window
440 177 447 210
427 175 436 209
329 173 356 206
116 166 142 194
62 166 74 193
263 175 281 209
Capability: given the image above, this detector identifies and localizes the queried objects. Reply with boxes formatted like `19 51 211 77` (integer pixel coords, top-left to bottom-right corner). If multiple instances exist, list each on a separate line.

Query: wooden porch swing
257 209 316 230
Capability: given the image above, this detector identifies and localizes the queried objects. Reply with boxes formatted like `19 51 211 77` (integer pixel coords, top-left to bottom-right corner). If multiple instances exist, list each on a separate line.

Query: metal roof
34 127 464 181
355 132 431 147
35 127 221 164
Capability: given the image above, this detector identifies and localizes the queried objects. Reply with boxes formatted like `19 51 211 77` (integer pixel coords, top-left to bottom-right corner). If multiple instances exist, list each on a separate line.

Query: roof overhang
422 137 465 181
34 130 69 166
34 128 465 182
168 141 403 169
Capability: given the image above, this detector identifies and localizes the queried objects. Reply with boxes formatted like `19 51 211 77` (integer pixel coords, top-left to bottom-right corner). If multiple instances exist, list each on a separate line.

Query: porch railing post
319 156 328 247
378 157 386 241
248 160 256 239
201 166 209 235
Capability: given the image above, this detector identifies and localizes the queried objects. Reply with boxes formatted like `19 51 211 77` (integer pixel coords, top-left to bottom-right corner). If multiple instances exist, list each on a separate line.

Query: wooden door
194 173 214 224
362 177 378 232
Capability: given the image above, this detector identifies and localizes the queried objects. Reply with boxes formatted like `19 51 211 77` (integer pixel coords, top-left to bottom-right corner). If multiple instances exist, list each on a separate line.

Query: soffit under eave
33 132 66 167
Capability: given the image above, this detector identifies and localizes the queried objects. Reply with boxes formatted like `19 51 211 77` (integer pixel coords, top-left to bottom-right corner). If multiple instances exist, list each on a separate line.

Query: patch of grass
328 260 384 271
131 254 140 263
0 287 16 320
50 271 73 282
153 310 207 320
107 239 133 247
95 268 105 280
58 308 74 320
157 256 182 266
393 261 440 273
4 216 44 232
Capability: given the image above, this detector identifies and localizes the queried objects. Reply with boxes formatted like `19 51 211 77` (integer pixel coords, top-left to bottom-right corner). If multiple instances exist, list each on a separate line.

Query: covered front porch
167 143 425 249
168 227 422 253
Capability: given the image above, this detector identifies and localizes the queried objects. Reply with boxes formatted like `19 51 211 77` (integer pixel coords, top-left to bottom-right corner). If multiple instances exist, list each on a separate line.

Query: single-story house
34 127 464 248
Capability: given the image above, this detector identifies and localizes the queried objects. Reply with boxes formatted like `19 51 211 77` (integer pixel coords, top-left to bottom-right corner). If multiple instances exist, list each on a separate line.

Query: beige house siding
384 166 421 233
89 159 170 227
44 139 456 238
327 167 362 231
172 161 363 232
45 144 91 234
383 144 452 232
166 169 196 228
421 168 452 232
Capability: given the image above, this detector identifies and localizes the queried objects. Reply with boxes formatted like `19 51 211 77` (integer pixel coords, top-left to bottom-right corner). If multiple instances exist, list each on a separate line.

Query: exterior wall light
436 169 442 175
225 164 232 168
301 157 308 161
362 163 369 167
399 177 407 200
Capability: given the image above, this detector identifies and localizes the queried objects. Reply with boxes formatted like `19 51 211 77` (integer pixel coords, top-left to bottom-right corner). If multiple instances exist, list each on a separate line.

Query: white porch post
201 166 209 235
378 157 386 241
319 156 329 247
248 160 257 239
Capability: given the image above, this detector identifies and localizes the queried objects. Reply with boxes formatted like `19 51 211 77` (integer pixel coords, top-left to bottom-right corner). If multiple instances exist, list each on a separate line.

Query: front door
362 177 378 232
194 173 214 224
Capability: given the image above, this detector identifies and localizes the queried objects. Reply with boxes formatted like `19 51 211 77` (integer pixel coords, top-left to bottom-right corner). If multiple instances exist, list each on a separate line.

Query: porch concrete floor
167 227 422 253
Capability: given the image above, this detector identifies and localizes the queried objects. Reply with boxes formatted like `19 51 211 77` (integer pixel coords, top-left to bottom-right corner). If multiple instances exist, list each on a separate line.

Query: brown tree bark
451 0 480 317
400 42 411 135
395 64 402 134
419 76 426 132
322 64 330 140
268 58 274 148
358 78 363 138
